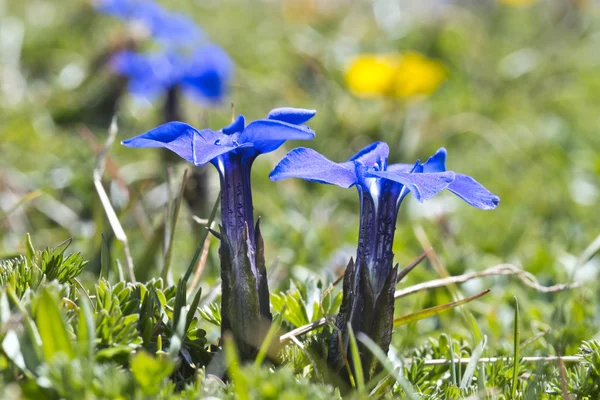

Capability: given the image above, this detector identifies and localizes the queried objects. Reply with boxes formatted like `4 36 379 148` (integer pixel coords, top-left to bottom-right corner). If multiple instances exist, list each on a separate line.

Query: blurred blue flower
94 0 138 19
122 108 316 358
270 142 498 376
112 44 233 104
94 0 203 47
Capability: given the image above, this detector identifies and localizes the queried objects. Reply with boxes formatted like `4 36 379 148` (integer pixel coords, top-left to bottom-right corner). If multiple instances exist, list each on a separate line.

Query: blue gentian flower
94 0 203 47
123 107 316 358
112 45 233 104
270 142 498 378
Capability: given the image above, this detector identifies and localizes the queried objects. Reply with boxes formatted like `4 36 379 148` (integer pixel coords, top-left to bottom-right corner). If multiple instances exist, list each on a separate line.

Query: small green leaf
26 233 36 261
35 288 75 361
52 237 73 256
130 351 175 396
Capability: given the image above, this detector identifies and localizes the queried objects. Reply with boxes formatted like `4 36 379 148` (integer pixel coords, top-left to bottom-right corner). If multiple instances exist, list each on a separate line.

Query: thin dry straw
93 118 136 283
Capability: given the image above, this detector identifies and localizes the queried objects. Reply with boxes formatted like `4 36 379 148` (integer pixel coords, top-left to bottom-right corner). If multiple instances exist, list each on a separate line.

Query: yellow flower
499 0 537 6
393 52 447 98
345 52 446 99
345 54 400 98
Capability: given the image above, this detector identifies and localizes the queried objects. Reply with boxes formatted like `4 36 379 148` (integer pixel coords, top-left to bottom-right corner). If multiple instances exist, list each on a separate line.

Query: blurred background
1 0 600 354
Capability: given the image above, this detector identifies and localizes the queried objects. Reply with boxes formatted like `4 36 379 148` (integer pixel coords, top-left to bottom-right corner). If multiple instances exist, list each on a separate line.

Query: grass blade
511 296 520 398
223 333 249 400
183 191 220 285
77 294 96 361
347 323 365 393
459 335 487 389
254 308 285 366
161 169 189 282
100 234 110 280
394 289 490 327
357 333 418 400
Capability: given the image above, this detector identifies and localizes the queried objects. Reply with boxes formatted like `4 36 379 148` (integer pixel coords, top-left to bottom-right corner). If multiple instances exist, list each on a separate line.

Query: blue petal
421 147 447 173
267 108 316 125
122 122 199 162
387 163 415 173
239 119 315 154
193 135 253 166
133 3 203 47
94 0 136 18
270 148 357 188
112 51 185 100
182 45 234 104
368 170 455 202
448 174 499 210
222 115 245 135
349 142 390 167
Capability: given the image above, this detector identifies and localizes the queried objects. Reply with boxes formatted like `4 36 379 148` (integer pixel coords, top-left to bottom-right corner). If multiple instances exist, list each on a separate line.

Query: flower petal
420 147 447 173
222 114 245 135
448 174 500 210
182 45 234 104
122 122 199 162
368 170 455 202
349 142 389 167
270 148 357 188
193 136 253 166
267 108 316 125
386 163 415 173
239 119 315 154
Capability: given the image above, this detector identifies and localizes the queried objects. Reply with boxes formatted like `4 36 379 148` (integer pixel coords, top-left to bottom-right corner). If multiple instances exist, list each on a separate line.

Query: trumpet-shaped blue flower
123 107 316 359
270 142 498 378
112 44 233 104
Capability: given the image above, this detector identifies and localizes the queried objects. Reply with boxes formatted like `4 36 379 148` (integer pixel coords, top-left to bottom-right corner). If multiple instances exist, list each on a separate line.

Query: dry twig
394 264 581 299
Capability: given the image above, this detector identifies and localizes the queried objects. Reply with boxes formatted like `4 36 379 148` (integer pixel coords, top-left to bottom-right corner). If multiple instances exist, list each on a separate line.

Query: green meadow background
2 0 600 361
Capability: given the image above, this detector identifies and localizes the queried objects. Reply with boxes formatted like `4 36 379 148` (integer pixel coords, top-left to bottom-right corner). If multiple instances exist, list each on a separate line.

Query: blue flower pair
123 107 498 367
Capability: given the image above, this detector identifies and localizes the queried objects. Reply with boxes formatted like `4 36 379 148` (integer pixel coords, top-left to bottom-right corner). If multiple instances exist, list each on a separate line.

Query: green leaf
53 237 73 254
130 351 175 396
171 278 186 332
35 288 75 361
185 287 202 333
77 294 96 360
26 233 36 261
2 330 26 371
393 289 491 327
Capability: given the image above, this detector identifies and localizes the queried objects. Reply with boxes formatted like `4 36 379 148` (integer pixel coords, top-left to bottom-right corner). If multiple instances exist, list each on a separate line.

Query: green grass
2 0 600 398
